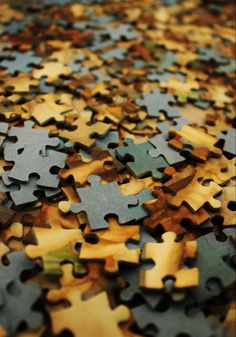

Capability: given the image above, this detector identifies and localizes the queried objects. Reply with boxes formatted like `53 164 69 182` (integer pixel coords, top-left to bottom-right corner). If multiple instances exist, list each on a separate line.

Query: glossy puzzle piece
140 232 199 290
71 175 138 230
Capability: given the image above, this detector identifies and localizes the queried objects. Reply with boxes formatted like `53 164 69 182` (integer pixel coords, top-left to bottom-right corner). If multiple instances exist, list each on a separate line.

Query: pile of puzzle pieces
0 0 235 336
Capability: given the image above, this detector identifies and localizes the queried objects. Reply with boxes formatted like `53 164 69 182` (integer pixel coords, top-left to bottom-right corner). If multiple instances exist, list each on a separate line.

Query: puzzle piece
103 23 137 41
0 51 42 74
195 157 231 186
71 175 138 230
198 47 228 65
21 93 77 125
216 128 236 156
4 120 59 158
0 252 42 336
0 173 60 206
59 150 118 185
169 177 222 211
169 125 222 161
24 207 82 259
50 290 130 337
218 187 236 227
42 243 86 276
60 111 110 149
135 88 180 118
0 74 39 93
144 186 209 238
116 138 168 180
0 122 8 148
163 165 196 193
148 134 185 166
32 61 72 82
140 232 198 290
79 217 140 273
3 121 66 188
132 302 215 337
190 232 236 302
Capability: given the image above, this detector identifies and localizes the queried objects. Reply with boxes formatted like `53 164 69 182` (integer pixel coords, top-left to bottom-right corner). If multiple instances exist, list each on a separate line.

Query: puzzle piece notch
140 232 198 290
71 175 138 230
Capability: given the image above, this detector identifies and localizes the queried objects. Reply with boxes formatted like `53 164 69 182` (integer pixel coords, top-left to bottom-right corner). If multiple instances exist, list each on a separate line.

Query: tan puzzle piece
195 157 231 185
169 177 222 211
59 186 80 214
47 263 92 303
0 241 9 258
60 111 110 148
219 187 236 227
21 93 78 124
0 74 39 93
50 290 130 337
1 222 23 242
59 150 117 185
25 222 82 259
140 232 199 290
80 217 140 273
32 61 72 82
169 125 222 158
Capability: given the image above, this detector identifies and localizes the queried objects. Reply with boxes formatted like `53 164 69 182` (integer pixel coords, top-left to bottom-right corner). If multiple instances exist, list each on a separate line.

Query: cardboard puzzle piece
116 139 168 180
23 205 82 259
0 252 42 336
79 217 140 273
135 88 180 118
71 175 138 230
144 187 209 238
140 232 198 290
50 290 130 337
59 150 118 185
60 111 110 149
132 302 214 337
169 177 222 212
169 125 222 161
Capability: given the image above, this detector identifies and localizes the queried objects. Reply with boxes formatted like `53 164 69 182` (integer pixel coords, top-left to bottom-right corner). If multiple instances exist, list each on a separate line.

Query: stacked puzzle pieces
0 0 235 336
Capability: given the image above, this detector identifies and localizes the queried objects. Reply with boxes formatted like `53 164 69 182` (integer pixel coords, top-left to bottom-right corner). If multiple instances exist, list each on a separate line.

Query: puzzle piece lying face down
71 175 138 230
